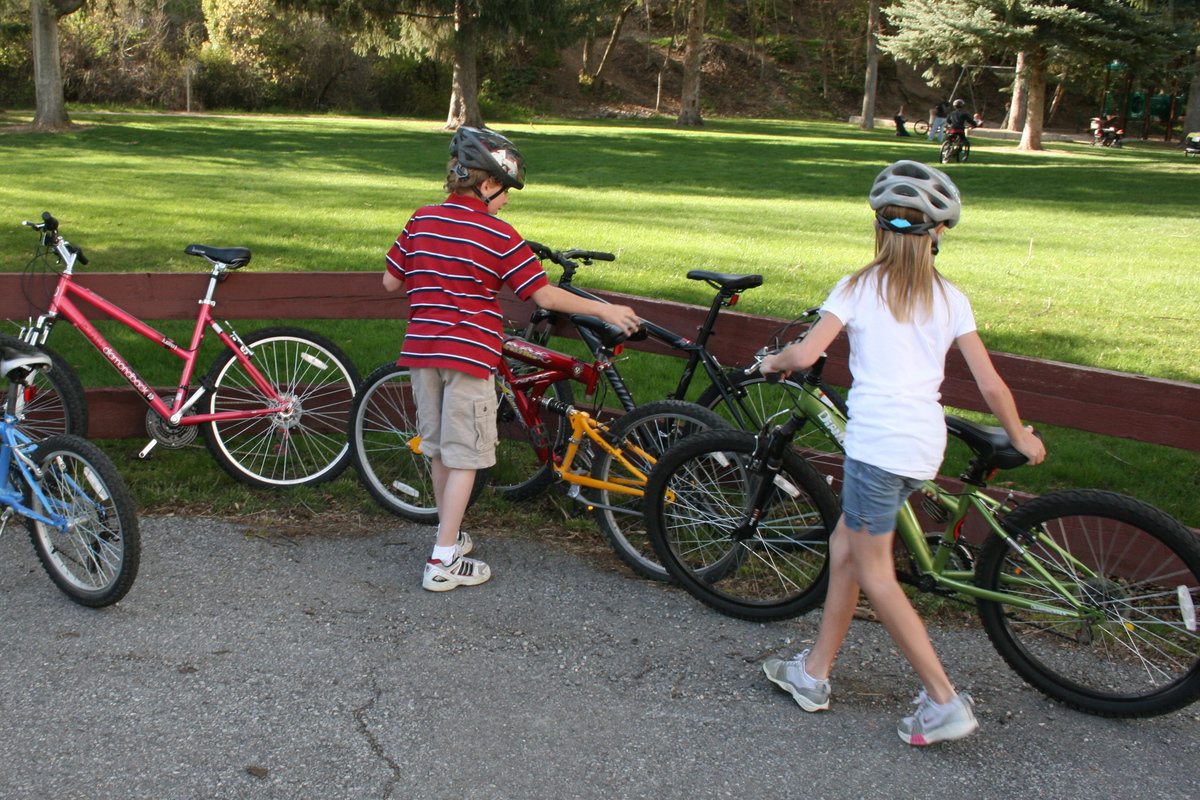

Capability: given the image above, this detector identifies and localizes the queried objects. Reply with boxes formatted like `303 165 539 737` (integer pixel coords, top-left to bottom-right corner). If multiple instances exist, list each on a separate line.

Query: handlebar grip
525 240 552 260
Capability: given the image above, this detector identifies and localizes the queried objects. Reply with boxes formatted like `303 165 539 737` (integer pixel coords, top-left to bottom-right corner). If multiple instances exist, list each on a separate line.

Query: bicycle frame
524 245 763 428
22 240 289 429
497 335 656 499
775 362 1100 619
0 416 67 533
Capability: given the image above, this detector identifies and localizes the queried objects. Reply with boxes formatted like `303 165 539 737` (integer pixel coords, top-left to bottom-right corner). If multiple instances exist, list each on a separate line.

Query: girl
758 160 1045 745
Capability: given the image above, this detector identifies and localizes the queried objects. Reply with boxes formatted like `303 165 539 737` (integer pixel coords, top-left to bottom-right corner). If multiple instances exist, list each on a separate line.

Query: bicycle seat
686 271 764 293
945 415 1028 471
570 314 631 348
184 244 252 269
0 339 52 381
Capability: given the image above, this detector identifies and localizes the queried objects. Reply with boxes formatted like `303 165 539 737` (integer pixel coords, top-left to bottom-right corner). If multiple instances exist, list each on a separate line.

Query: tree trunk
592 2 636 87
30 0 84 132
1006 50 1027 133
676 0 706 127
1186 45 1200 135
1018 49 1046 151
445 1 483 130
859 0 880 130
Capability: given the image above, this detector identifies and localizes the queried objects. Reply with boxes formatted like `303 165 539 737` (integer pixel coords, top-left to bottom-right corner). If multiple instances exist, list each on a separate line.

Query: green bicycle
643 354 1200 718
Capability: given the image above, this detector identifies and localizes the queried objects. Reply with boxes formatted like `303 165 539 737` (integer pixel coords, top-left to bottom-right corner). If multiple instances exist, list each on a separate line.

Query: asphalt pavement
1 514 1197 800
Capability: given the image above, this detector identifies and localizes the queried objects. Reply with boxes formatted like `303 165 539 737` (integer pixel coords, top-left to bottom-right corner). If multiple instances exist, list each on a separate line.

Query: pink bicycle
18 212 360 488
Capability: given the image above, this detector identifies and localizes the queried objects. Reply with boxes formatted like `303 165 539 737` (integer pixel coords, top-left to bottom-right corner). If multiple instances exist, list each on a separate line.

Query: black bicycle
940 131 971 163
511 243 845 579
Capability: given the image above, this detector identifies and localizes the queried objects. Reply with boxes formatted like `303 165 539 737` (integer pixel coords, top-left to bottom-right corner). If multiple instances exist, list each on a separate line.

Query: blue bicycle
1 339 139 606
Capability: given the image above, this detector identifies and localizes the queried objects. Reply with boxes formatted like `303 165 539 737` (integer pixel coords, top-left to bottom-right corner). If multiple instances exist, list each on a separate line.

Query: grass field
1 111 1196 526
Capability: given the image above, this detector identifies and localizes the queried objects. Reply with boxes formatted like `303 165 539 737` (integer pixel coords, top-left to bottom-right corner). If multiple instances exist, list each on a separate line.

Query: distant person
759 160 1045 746
973 113 984 128
893 109 911 137
929 99 950 141
944 99 978 144
382 127 640 591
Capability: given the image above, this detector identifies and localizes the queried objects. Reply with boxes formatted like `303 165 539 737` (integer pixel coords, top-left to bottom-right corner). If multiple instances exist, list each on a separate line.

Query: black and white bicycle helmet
869 160 962 232
449 126 526 190
952 98 965 109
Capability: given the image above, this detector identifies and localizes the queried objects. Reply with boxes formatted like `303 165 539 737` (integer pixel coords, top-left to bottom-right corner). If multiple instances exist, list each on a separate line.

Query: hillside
509 8 1013 125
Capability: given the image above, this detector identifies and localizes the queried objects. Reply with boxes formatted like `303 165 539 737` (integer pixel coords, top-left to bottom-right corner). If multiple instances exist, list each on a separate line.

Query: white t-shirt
821 272 976 480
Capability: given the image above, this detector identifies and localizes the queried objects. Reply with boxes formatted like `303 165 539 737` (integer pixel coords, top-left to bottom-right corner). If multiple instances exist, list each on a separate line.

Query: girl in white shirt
759 160 1045 745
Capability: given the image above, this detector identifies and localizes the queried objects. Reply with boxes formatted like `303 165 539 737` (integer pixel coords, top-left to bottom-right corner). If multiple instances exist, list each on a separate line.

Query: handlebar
526 239 615 270
22 211 88 265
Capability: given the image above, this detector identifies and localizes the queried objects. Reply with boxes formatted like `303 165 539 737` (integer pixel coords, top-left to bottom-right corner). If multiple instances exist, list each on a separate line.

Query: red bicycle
18 212 360 488
348 315 727 580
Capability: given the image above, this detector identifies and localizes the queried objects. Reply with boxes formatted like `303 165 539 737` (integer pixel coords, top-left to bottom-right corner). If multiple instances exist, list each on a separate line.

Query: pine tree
882 0 1177 150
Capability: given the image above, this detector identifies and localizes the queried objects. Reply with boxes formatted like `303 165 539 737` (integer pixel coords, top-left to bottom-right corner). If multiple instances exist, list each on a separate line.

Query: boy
383 127 640 591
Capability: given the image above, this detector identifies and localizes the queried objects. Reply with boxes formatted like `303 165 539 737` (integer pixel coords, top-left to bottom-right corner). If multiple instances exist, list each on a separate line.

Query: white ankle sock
431 545 456 564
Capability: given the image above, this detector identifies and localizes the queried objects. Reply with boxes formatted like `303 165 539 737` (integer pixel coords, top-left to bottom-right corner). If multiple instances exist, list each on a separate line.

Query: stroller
1185 132 1200 157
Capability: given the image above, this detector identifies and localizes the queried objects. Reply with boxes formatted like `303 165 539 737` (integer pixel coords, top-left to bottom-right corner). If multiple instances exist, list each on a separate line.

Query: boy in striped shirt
384 127 640 591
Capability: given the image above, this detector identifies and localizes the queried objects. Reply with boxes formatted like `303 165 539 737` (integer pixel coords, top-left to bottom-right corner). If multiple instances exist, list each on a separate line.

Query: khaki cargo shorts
409 367 498 470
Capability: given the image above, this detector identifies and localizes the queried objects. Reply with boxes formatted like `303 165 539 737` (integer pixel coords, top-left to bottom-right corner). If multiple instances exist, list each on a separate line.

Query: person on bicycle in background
382 127 640 591
944 99 978 145
757 160 1044 745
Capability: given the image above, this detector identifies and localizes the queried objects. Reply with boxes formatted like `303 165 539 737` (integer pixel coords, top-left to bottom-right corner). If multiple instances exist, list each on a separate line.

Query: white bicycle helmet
869 160 962 231
449 126 526 190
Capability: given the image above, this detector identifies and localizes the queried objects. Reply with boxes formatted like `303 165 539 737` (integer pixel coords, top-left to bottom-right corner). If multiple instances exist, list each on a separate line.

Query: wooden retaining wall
1 272 1196 451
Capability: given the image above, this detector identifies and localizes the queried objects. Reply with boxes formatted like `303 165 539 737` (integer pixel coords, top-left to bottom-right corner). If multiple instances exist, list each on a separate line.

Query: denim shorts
840 457 925 535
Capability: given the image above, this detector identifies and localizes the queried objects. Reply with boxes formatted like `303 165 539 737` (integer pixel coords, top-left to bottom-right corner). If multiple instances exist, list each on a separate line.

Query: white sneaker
762 649 831 712
422 555 491 592
897 691 979 746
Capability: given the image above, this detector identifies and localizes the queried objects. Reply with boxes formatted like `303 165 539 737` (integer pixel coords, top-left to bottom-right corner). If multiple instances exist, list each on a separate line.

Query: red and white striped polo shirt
385 194 548 379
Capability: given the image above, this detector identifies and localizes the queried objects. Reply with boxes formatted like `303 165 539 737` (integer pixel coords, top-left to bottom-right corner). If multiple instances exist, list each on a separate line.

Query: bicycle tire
976 489 1200 717
589 399 729 581
912 120 930 136
939 140 954 164
645 428 839 621
202 326 360 488
0 335 88 440
24 434 140 607
697 371 847 489
489 374 573 502
348 362 487 523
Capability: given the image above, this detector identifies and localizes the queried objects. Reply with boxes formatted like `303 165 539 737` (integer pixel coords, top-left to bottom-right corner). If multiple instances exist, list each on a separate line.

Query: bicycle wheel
348 362 483 523
697 371 846 489
489 375 573 502
976 489 1200 717
202 326 360 488
24 435 139 607
645 429 839 621
912 120 930 136
960 138 971 162
939 140 954 164
0 335 88 440
589 399 729 581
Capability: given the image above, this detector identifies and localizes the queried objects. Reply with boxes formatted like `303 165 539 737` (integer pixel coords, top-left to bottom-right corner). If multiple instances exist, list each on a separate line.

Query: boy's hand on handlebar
597 304 642 336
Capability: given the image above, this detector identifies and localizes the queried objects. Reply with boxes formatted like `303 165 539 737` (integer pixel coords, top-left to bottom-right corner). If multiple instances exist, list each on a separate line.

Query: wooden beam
1 273 1196 449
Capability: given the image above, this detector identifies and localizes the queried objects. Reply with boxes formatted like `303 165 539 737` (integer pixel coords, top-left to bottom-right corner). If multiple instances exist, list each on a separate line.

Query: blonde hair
844 205 948 323
444 159 491 193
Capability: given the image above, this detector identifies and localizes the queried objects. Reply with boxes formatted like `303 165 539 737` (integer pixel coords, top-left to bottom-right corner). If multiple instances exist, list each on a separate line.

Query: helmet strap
876 213 940 254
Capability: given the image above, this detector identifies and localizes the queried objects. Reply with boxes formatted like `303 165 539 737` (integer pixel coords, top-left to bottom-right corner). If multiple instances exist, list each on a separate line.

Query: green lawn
1 111 1196 525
